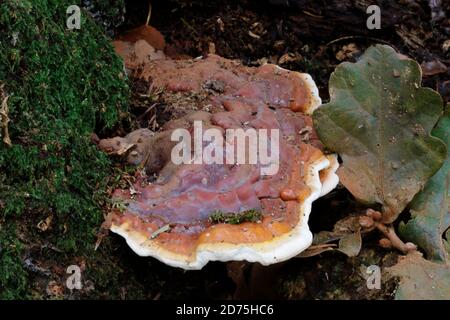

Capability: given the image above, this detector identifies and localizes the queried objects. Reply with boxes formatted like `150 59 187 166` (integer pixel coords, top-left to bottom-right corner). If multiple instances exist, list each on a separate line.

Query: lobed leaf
388 252 450 300
314 45 447 223
400 105 449 263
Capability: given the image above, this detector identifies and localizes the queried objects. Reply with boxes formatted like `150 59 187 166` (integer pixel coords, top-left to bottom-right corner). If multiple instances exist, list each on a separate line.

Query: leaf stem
360 209 419 254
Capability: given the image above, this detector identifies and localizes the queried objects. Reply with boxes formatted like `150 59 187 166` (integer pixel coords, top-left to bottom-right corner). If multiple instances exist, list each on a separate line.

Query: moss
0 0 129 298
0 224 29 299
208 209 262 224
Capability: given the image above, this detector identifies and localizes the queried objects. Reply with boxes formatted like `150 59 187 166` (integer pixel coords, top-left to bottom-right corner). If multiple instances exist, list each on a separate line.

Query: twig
375 222 417 254
360 209 418 254
149 113 157 131
137 103 157 121
150 224 171 239
146 1 152 26
181 17 199 37
302 10 323 19
325 35 399 52
0 84 12 147
307 243 337 250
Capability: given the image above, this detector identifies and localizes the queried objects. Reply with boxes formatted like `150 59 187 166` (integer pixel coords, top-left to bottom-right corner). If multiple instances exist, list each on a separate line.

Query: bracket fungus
100 39 339 269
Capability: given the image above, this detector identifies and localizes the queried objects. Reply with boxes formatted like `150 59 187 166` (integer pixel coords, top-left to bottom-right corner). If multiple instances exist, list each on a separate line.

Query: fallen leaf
208 42 216 54
313 44 447 223
298 215 362 257
428 0 446 23
46 280 65 298
335 43 359 61
387 252 450 300
400 105 449 263
337 232 362 257
396 26 427 49
113 39 165 70
0 84 12 147
216 18 225 32
248 30 260 39
296 244 336 258
37 215 53 232
421 59 448 76
278 52 302 65
442 39 450 52
117 25 165 51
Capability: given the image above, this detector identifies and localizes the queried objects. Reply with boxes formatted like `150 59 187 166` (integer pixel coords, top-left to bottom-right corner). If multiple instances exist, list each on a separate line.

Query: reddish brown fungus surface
100 40 337 269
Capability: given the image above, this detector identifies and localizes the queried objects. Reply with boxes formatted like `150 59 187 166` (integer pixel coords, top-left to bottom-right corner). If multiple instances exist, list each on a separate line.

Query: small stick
325 35 399 52
137 103 157 120
181 17 199 37
374 223 417 254
360 209 418 254
149 113 157 131
0 84 12 147
146 1 152 26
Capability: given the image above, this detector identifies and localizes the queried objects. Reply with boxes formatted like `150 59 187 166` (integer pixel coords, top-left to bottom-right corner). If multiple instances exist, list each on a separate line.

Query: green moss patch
0 0 129 298
208 209 263 225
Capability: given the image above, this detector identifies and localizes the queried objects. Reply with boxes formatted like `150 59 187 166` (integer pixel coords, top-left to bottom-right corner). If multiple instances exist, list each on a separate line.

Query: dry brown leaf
337 232 362 257
335 43 359 61
298 215 362 258
421 59 448 76
37 215 53 232
296 244 336 258
118 25 165 51
0 84 11 147
388 252 450 300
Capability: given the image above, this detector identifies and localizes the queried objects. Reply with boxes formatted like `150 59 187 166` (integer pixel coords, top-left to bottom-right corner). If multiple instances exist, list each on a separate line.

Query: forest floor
8 0 448 299
106 0 447 299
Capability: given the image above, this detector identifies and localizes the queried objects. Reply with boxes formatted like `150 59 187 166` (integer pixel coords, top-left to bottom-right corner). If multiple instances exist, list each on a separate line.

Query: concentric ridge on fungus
101 39 339 270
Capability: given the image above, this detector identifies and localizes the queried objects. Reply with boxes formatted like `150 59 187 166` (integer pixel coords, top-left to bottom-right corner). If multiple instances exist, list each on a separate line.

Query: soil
123 0 449 104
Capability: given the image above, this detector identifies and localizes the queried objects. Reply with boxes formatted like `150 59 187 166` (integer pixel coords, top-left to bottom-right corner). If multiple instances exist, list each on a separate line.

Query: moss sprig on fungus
0 0 130 297
208 209 263 225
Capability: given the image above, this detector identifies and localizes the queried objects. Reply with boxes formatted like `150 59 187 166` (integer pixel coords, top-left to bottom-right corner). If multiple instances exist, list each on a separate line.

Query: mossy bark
0 0 129 298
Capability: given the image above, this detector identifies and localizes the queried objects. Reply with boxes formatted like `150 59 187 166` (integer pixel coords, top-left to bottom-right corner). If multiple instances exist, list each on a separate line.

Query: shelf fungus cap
104 50 339 270
110 153 338 270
